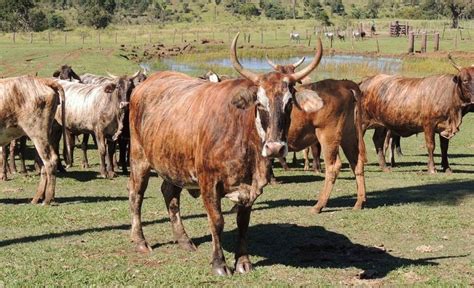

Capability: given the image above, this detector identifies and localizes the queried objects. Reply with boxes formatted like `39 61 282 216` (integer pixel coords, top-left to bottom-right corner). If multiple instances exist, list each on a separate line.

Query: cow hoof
135 242 152 253
82 163 90 169
270 177 282 185
382 167 391 172
178 238 197 252
444 168 453 174
310 205 323 214
0 175 7 181
353 202 364 210
303 166 310 171
31 198 42 204
212 263 232 276
235 259 253 274
313 169 321 174
107 171 116 179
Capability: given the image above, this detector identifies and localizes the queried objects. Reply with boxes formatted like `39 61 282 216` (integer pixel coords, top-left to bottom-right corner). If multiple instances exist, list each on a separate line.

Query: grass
0 115 473 286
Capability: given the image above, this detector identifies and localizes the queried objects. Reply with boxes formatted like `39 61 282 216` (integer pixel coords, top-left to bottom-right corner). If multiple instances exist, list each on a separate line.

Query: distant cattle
324 32 334 40
359 55 474 173
54 77 133 178
290 32 300 43
0 76 66 204
53 64 82 82
353 31 366 40
127 34 324 275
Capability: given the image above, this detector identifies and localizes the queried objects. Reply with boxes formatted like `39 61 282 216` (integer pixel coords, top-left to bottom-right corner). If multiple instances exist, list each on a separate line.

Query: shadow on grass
191 223 464 279
0 195 129 205
256 179 474 211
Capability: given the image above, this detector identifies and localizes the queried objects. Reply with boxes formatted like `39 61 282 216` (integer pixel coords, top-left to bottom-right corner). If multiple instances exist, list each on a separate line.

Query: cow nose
119 101 129 109
262 141 287 158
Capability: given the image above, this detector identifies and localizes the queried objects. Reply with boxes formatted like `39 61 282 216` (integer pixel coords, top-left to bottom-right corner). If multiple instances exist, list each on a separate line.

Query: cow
353 31 366 40
290 32 301 43
52 64 82 82
264 58 367 213
324 32 334 40
0 76 67 204
337 32 345 41
359 55 474 173
127 33 324 276
54 77 133 178
76 71 146 173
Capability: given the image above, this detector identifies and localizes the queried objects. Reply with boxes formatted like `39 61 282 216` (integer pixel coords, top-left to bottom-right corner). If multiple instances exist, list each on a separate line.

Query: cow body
360 71 474 173
55 79 129 178
0 76 65 204
128 34 323 275
284 79 367 213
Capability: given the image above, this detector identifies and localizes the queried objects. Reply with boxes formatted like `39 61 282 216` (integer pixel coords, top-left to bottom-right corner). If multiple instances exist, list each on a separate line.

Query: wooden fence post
375 35 380 53
173 29 176 44
260 30 263 44
30 32 33 44
408 32 415 53
454 33 458 50
434 32 440 51
181 31 184 42
421 32 427 53
275 29 277 40
115 32 117 44
307 35 311 47
98 32 101 45
82 34 85 44
13 32 15 43
64 32 67 45
48 31 51 44
149 32 151 43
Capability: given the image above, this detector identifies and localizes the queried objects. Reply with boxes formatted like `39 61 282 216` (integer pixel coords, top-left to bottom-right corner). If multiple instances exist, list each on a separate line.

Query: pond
158 54 402 80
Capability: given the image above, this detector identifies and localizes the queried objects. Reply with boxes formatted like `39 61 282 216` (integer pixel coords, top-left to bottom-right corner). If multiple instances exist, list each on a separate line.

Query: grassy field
0 17 474 286
0 116 473 286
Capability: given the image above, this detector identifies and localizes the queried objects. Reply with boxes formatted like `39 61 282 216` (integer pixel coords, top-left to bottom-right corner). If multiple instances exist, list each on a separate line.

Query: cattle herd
0 33 473 276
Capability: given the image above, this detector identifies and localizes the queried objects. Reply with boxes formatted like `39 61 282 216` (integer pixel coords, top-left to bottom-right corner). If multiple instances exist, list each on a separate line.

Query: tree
0 0 35 31
48 13 66 30
443 0 471 28
30 10 48 31
239 3 260 19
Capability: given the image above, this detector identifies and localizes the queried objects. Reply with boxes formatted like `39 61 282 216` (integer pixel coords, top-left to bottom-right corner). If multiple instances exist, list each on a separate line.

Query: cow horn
265 54 278 69
289 38 323 82
448 53 462 72
230 33 259 83
107 71 119 79
131 70 140 78
292 57 305 68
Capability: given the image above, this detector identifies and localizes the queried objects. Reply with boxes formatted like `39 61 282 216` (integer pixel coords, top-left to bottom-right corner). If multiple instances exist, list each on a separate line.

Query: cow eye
462 79 469 83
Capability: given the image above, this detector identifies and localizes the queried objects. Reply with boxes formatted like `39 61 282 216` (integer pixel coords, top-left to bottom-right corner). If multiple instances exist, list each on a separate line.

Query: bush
48 14 66 30
29 10 48 32
239 3 260 19
80 5 112 29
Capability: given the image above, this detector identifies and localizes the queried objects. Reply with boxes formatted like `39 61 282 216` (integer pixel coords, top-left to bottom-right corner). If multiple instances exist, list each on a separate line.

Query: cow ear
294 89 324 113
104 83 117 93
452 75 460 84
231 87 257 109
53 71 60 77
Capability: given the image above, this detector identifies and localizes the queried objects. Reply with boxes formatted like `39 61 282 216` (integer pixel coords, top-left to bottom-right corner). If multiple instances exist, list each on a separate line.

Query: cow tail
48 81 71 166
352 87 367 163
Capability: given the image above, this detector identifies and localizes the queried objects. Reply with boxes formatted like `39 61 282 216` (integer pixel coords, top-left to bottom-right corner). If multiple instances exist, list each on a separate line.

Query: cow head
53 65 82 82
130 69 148 87
230 33 324 158
107 73 136 109
265 56 312 84
449 54 474 104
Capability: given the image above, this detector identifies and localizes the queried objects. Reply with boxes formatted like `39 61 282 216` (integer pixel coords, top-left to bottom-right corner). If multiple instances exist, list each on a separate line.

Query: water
158 54 402 76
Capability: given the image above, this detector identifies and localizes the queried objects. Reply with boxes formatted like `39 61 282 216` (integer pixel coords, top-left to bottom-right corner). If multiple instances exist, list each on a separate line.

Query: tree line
0 0 472 32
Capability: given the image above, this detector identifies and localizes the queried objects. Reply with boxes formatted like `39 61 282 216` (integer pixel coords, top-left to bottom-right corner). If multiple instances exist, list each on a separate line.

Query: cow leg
161 182 196 251
311 129 343 214
95 132 110 178
8 140 17 174
439 135 452 173
341 133 366 210
311 143 322 173
18 136 27 174
0 146 7 181
63 131 74 168
292 152 297 165
118 136 129 173
128 141 151 253
235 205 252 274
106 140 117 178
30 138 58 205
373 127 390 172
81 133 90 169
50 122 66 173
424 127 437 174
201 179 231 276
277 157 290 171
303 147 310 171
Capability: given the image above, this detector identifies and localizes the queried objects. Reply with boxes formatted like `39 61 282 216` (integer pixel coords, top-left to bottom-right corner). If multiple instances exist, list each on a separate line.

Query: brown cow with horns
360 55 474 173
127 33 324 275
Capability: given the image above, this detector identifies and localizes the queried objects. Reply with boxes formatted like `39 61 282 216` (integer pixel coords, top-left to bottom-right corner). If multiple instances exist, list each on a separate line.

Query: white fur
257 86 270 111
255 111 266 142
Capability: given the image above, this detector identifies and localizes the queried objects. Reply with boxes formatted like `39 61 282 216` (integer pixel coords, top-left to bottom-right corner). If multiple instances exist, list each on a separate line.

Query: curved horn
448 53 462 72
131 70 140 78
107 71 119 79
230 33 259 83
292 56 305 68
265 54 278 69
290 38 323 82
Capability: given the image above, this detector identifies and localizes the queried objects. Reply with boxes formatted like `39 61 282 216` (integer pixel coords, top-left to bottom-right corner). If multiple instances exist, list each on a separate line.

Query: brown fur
0 76 66 204
360 67 474 173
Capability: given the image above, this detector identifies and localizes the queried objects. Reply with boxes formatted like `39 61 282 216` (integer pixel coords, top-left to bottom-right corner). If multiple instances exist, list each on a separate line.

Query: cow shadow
255 179 474 212
56 170 99 182
189 223 461 278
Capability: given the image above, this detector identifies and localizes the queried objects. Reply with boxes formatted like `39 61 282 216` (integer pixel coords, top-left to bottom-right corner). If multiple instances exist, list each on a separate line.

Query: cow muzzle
119 101 129 109
262 141 288 158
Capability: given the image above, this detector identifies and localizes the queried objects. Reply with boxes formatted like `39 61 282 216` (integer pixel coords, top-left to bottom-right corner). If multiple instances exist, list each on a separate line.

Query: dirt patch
117 38 224 63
